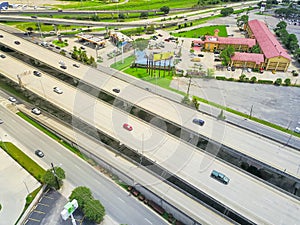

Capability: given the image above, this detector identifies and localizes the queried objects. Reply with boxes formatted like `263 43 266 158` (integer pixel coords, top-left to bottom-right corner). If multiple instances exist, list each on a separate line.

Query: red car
123 123 133 131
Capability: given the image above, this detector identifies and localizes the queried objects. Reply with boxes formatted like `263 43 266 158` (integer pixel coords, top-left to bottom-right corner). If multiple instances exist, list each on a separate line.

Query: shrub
257 79 273 84
250 76 257 83
216 76 226 80
284 78 291 86
274 78 282 86
239 74 246 82
227 78 235 81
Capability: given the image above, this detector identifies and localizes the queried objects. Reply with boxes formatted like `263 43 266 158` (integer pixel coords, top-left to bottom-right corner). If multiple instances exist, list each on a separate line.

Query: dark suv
211 170 230 184
192 118 205 126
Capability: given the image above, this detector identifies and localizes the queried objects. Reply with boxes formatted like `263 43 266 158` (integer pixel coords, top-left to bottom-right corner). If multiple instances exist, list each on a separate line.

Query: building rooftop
248 20 291 60
205 36 256 48
231 52 265 65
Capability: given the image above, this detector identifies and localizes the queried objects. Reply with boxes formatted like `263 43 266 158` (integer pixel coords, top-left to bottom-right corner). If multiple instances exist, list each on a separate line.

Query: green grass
111 55 135 70
173 25 228 38
51 0 200 10
193 96 300 138
0 142 46 182
123 67 185 95
52 40 68 47
1 21 84 32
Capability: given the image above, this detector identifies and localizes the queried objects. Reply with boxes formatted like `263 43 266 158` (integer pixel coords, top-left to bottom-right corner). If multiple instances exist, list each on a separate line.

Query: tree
274 78 282 85
192 96 200 110
220 7 234 16
284 78 291 86
220 46 235 65
69 186 93 209
43 166 65 189
251 44 261 53
160 6 170 15
118 13 125 20
275 21 287 30
83 199 105 223
237 15 249 27
140 12 148 18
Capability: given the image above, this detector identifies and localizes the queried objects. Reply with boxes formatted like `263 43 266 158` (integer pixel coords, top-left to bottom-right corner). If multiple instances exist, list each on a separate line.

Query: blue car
211 170 230 185
192 118 205 126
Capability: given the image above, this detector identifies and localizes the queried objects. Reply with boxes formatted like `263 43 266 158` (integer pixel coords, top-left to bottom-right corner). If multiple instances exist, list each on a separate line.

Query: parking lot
23 188 94 225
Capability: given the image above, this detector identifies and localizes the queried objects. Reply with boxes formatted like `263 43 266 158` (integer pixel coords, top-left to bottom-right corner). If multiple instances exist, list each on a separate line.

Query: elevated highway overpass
0 49 300 225
0 30 299 182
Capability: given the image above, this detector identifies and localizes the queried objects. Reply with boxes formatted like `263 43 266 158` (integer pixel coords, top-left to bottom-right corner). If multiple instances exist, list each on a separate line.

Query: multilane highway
0 96 232 225
1 30 300 181
1 51 300 225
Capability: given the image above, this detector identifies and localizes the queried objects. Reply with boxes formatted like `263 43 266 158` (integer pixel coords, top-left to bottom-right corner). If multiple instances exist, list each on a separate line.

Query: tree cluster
274 4 300 19
69 186 105 223
220 7 234 16
274 21 300 60
71 46 96 66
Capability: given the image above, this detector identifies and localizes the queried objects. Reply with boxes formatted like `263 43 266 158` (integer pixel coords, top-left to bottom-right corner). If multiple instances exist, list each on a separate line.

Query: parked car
198 54 204 57
60 65 67 69
231 66 236 71
227 66 231 71
0 34 3 38
211 170 230 184
164 39 170 42
112 88 120 93
0 119 3 124
0 54 6 58
33 70 42 77
8 96 16 103
31 108 41 115
123 123 133 131
158 34 163 37
35 150 44 158
73 63 80 68
247 68 252 73
192 118 205 126
14 40 21 45
53 87 63 94
294 127 300 134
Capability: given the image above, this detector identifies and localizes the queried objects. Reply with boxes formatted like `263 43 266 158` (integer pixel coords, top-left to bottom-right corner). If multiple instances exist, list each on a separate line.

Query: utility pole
249 105 253 119
187 76 192 96
51 163 60 189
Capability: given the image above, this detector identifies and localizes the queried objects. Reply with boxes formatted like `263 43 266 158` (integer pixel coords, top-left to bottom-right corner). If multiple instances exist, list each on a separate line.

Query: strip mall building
193 19 291 72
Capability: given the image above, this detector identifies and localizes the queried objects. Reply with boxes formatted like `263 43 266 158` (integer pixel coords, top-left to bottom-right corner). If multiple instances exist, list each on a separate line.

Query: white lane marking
145 218 152 224
118 197 125 203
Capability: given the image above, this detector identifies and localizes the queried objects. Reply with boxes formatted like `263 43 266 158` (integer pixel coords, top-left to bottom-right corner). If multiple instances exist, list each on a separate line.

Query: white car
294 127 300 134
8 96 17 102
53 87 63 94
31 108 41 115
0 119 3 124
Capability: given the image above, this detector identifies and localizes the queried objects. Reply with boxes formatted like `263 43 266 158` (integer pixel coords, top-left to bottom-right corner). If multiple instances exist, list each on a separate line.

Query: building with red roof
246 19 291 72
230 52 264 69
199 36 256 52
192 19 291 72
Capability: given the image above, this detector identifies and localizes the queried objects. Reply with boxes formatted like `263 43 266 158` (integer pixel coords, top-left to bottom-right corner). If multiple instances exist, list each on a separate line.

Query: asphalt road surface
0 104 168 225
